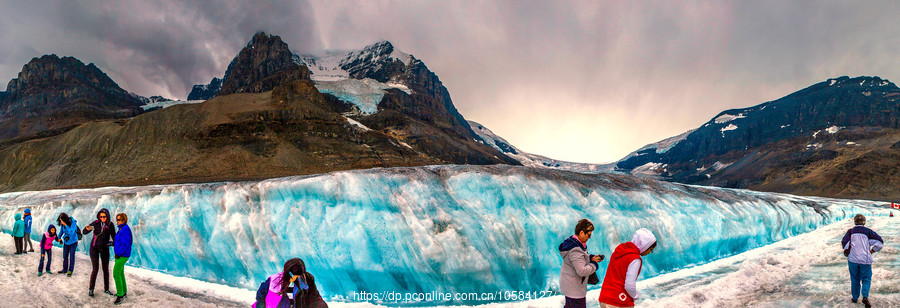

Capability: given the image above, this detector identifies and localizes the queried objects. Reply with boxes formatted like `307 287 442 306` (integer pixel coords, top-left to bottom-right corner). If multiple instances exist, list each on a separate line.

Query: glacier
0 165 887 305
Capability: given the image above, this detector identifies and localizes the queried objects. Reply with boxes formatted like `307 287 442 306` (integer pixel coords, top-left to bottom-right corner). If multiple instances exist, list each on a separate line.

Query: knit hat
632 228 658 253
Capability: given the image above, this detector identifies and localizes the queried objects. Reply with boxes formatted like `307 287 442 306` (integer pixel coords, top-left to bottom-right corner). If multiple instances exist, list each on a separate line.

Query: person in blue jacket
12 213 25 254
23 208 34 252
113 213 133 305
56 212 80 277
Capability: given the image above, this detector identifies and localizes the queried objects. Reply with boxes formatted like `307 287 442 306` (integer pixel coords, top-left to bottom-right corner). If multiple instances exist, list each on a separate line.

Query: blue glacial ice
0 165 888 305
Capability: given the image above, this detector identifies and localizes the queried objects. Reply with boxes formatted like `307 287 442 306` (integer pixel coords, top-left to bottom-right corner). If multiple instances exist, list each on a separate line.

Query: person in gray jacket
841 214 884 308
559 219 604 308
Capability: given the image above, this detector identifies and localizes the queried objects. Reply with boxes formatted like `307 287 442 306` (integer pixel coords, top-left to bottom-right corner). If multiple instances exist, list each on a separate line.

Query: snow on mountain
622 129 696 160
293 41 414 114
140 98 205 110
467 120 613 173
313 78 408 114
714 113 746 124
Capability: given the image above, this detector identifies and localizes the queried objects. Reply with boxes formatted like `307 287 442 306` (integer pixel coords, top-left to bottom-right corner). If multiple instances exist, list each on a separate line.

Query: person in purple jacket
841 214 884 308
113 213 132 305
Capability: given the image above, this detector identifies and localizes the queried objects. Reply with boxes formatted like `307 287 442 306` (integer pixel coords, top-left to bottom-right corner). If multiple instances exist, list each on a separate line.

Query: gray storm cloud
0 0 321 99
1 0 899 163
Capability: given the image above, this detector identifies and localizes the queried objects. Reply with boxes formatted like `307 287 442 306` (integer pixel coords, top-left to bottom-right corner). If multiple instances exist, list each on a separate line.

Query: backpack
75 221 83 241
843 229 851 257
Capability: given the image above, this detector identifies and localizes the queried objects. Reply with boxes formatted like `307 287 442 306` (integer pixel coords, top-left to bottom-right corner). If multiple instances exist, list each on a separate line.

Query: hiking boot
37 272 42 277
57 270 66 274
114 296 124 305
862 297 871 308
45 270 52 275
28 249 34 252
89 290 94 297
105 290 115 296
852 298 858 303
66 271 72 277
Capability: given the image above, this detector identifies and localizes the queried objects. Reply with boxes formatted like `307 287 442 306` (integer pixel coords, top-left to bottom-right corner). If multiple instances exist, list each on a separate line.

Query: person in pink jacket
38 224 58 276
253 258 327 308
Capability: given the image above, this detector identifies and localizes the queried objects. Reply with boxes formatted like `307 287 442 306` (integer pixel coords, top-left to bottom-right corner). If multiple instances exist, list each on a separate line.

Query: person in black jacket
83 208 116 297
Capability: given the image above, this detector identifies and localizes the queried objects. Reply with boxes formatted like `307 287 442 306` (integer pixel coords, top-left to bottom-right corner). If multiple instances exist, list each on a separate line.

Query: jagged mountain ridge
0 55 144 143
613 76 900 200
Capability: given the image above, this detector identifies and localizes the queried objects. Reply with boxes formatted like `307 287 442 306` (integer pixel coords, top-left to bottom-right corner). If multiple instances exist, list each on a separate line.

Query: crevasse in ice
0 165 886 304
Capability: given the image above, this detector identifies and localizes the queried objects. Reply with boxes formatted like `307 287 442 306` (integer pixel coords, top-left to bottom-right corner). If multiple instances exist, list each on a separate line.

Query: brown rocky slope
0 79 514 192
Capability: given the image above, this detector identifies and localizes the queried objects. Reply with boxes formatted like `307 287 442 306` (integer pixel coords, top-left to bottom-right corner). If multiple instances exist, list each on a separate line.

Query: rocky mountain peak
216 32 310 96
187 77 222 100
0 54 144 142
4 54 122 100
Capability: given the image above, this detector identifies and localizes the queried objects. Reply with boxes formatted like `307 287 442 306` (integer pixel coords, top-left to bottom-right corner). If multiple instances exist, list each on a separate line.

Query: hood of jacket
14 213 21 220
559 235 586 252
632 228 657 253
47 224 57 235
97 208 111 221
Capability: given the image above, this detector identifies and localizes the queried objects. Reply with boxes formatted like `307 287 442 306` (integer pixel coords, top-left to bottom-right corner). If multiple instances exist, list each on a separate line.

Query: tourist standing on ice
253 258 328 308
841 214 884 308
56 212 79 276
558 219 604 308
11 212 26 254
113 213 132 304
598 228 657 308
83 208 116 297
23 208 34 252
38 224 58 276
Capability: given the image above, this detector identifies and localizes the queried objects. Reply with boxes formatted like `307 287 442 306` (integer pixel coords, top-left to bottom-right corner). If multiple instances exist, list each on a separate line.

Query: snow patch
720 124 738 137
141 99 204 111
344 117 371 131
829 79 837 86
624 129 696 161
715 113 746 124
632 162 666 176
313 78 411 114
711 161 732 171
780 124 791 129
825 126 841 134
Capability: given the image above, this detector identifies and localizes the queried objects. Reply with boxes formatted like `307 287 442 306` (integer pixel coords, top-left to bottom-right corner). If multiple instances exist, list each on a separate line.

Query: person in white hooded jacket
598 228 657 308
841 214 883 308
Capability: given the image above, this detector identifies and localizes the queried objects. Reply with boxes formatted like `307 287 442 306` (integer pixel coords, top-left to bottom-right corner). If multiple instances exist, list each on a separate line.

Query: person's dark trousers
39 247 52 272
62 243 77 272
24 233 33 251
89 246 111 291
564 297 586 308
13 236 23 254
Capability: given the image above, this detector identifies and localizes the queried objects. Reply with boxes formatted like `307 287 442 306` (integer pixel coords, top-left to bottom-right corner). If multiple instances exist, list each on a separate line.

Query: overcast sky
1 1 899 163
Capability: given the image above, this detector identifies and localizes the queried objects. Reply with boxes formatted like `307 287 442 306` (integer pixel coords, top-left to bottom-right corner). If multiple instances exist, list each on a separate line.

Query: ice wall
0 165 887 305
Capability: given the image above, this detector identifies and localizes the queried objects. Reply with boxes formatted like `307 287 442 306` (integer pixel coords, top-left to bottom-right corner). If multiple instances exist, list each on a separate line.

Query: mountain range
1 32 899 201
0 33 515 192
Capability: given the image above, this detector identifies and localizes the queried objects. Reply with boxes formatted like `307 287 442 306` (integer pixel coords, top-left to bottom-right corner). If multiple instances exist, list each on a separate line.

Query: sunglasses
116 218 123 222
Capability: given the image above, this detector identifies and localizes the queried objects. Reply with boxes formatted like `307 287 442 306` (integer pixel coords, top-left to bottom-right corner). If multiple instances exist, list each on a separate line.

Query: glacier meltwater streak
0 165 886 305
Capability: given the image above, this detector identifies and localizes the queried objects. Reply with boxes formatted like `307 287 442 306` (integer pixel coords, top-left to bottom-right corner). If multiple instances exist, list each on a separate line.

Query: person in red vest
598 228 657 308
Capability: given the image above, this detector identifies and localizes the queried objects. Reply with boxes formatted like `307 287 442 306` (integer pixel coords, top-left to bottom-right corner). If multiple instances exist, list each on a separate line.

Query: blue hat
24 208 31 214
